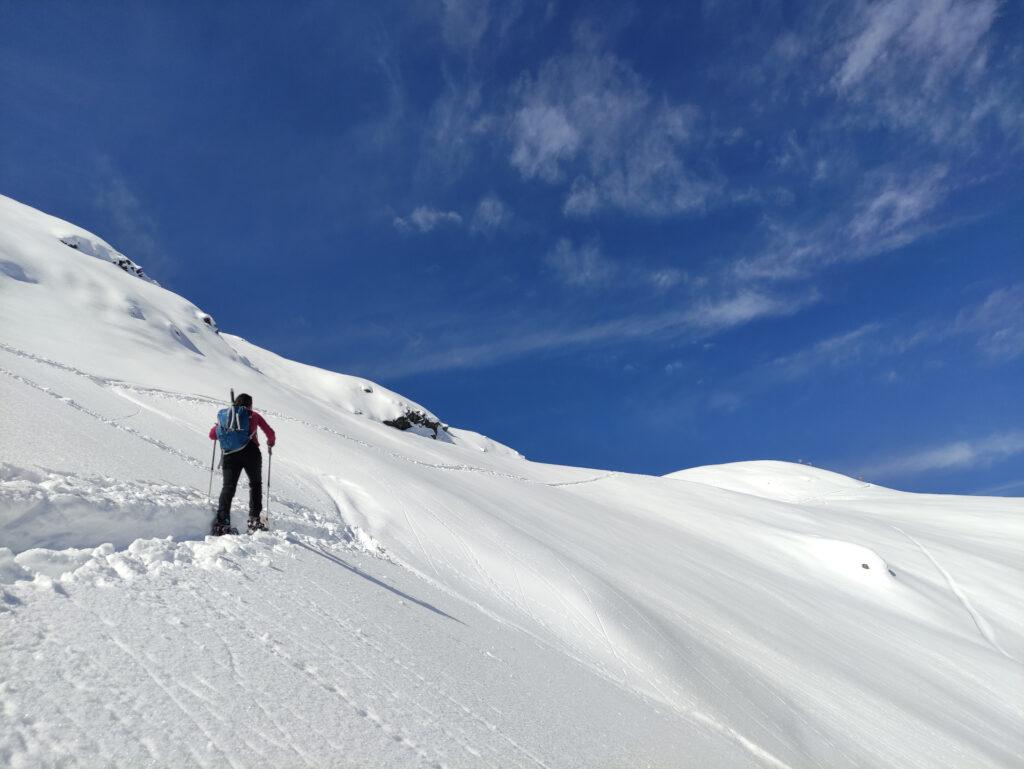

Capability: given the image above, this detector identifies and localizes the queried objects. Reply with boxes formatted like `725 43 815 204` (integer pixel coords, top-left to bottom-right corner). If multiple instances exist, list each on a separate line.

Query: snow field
2 194 1023 767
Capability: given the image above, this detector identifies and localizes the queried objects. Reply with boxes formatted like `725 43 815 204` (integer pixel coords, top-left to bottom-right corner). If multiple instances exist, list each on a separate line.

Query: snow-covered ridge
58 234 155 284
2 195 1022 768
0 194 510 452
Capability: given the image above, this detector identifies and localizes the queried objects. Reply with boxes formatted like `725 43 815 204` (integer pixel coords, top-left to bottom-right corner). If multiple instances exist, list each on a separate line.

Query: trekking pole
265 445 273 528
207 441 218 507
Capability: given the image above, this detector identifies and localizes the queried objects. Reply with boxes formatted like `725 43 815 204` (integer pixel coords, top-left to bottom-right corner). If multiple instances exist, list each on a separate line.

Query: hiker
209 393 276 535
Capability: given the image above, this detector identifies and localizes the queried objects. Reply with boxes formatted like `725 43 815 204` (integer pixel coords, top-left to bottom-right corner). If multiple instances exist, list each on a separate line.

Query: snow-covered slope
667 460 872 503
1 194 1022 769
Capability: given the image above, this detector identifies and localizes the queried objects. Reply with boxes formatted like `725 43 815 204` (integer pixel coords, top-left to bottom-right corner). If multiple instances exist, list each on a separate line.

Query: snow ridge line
891 525 1018 662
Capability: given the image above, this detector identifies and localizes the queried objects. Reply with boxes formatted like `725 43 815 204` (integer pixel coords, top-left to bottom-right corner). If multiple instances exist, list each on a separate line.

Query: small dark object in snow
362 384 373 393
861 563 870 569
888 569 896 577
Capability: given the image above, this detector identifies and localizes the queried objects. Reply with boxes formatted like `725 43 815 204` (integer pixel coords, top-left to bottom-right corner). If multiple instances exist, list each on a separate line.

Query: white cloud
756 285 1023 384
832 0 1005 144
563 176 601 216
769 323 882 380
836 0 997 92
737 166 950 280
545 238 616 288
848 166 947 242
862 431 1024 478
470 194 511 232
648 268 686 291
508 39 717 217
510 105 580 182
393 206 463 233
685 290 804 331
360 286 813 378
956 284 1024 361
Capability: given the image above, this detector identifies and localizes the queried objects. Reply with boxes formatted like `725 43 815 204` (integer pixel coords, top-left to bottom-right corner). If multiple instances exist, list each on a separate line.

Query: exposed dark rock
59 235 153 283
195 312 219 333
383 409 449 440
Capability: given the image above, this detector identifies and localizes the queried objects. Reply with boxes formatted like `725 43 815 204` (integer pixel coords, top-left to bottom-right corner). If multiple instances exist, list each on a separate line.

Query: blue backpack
216 406 252 455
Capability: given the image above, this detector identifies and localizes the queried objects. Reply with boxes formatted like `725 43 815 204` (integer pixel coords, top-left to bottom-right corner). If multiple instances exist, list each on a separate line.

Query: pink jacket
210 410 276 448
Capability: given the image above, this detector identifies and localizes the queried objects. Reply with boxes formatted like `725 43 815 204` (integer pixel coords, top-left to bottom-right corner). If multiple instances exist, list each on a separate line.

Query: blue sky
2 0 1022 494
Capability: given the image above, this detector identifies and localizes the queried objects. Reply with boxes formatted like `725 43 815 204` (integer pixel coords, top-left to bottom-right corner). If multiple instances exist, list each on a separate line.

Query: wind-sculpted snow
1 194 1023 768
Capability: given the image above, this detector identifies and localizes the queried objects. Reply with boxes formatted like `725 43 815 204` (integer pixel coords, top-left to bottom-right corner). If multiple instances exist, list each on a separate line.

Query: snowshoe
247 515 268 534
211 522 238 536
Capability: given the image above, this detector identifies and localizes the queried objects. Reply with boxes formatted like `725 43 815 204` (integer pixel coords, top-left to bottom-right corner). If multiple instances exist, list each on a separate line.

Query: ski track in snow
0 364 208 470
891 525 1019 663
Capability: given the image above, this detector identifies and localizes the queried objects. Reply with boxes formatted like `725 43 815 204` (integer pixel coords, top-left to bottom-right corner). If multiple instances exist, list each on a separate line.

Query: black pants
216 442 262 526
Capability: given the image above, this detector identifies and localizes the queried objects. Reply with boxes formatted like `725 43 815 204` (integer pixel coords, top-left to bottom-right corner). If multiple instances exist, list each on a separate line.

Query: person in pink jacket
209 393 276 535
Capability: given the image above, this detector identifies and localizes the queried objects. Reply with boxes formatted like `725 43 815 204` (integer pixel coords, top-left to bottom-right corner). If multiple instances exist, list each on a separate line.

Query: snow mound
0 463 212 552
667 459 871 502
788 535 898 585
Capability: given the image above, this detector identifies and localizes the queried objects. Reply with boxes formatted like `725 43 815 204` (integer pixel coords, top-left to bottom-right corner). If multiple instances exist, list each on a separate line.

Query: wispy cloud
423 79 489 177
848 165 948 243
835 0 995 91
715 0 1020 291
470 194 511 232
648 268 686 291
861 431 1024 479
686 289 802 330
974 477 1024 496
92 157 170 278
737 166 950 279
831 0 1014 147
509 104 581 182
393 206 463 233
544 238 616 288
955 283 1024 361
508 33 718 217
364 287 814 378
754 284 1023 386
438 0 526 56
542 237 697 296
768 323 883 380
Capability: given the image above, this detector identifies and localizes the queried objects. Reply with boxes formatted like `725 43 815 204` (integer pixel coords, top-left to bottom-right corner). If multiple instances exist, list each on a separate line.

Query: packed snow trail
1 534 764 769
2 194 1023 767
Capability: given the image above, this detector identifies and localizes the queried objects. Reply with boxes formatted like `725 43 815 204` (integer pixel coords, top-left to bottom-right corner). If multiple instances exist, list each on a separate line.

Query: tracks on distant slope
0 365 208 471
891 525 1018 662
0 341 616 490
